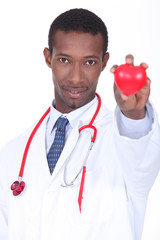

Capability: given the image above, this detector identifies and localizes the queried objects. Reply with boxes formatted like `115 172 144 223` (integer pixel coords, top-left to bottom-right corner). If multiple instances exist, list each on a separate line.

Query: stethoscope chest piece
11 180 25 196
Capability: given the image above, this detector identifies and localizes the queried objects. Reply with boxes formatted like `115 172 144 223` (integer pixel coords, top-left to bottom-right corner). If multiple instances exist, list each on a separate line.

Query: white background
0 1 160 239
0 0 159 147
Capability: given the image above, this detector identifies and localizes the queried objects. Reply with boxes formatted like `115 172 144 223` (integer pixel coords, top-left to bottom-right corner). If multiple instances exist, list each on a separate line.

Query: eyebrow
57 53 71 57
57 53 99 59
84 55 99 59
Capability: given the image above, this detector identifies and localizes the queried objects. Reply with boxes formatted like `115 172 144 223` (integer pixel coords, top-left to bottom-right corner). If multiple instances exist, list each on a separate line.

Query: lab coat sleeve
0 133 27 240
117 102 153 139
114 101 160 196
0 148 8 240
0 202 8 239
113 102 160 239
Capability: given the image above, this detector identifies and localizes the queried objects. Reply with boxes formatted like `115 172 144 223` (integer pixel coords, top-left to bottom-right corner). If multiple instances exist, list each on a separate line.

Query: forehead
52 30 104 56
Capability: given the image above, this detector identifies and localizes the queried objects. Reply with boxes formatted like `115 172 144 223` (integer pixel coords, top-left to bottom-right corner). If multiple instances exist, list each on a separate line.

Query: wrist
121 107 146 120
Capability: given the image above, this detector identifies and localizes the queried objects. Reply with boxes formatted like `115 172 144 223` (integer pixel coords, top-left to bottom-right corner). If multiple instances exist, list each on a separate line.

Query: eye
86 60 96 66
59 58 69 63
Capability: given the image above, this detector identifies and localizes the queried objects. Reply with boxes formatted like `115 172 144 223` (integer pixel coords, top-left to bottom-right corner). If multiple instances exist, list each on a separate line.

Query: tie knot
56 117 69 131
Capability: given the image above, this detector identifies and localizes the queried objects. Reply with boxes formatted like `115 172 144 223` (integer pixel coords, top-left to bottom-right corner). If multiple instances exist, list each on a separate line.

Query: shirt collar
47 96 97 135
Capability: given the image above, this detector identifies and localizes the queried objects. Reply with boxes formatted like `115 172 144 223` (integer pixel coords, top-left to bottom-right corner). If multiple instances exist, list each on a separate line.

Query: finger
142 78 151 88
140 62 149 70
138 77 151 94
114 82 129 101
146 77 151 86
120 92 129 101
125 54 134 65
147 77 151 82
110 64 118 73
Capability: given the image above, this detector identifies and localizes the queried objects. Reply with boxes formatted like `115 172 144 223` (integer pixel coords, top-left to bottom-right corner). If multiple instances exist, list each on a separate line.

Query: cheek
52 65 71 84
85 63 103 78
86 70 101 85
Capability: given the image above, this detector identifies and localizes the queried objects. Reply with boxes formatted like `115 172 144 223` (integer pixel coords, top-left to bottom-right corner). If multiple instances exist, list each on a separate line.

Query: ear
102 52 110 71
43 47 51 68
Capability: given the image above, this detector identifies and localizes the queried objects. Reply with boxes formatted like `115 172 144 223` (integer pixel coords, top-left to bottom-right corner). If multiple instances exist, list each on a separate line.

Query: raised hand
110 54 151 119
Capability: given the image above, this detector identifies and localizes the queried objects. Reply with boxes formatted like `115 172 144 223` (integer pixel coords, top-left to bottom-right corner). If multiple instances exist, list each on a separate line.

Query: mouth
64 88 87 98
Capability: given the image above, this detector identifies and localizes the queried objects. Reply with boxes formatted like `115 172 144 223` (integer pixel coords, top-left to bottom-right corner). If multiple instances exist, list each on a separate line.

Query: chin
68 101 80 110
70 104 77 109
62 96 89 112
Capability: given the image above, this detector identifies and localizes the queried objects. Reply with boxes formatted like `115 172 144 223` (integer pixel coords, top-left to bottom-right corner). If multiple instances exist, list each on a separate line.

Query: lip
64 88 87 98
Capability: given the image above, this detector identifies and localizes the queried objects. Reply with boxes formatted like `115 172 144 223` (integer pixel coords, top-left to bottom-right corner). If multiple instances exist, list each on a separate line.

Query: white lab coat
0 101 160 240
141 172 160 240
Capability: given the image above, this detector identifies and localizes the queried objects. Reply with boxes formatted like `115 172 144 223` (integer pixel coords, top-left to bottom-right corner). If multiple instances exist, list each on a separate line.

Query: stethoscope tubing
11 93 101 204
61 141 94 187
19 107 51 178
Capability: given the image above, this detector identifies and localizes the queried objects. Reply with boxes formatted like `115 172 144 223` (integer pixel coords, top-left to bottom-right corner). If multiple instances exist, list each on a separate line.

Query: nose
69 62 84 84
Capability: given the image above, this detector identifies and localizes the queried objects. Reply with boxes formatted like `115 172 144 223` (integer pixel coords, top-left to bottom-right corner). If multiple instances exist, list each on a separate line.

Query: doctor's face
44 30 109 113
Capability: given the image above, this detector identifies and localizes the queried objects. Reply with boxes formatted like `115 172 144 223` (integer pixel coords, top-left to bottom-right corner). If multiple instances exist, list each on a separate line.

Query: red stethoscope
11 93 101 212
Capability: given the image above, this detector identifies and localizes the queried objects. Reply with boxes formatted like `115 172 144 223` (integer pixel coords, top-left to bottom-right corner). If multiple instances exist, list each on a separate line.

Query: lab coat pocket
80 167 113 225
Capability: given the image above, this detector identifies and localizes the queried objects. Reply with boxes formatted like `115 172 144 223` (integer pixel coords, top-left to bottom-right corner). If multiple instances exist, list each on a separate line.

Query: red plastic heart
114 64 147 95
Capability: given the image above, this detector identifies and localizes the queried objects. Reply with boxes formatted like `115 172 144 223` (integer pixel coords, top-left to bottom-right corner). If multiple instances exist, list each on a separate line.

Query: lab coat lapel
23 117 51 183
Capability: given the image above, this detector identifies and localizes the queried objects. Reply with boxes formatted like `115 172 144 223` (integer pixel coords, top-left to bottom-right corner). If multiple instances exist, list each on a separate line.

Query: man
0 8 160 240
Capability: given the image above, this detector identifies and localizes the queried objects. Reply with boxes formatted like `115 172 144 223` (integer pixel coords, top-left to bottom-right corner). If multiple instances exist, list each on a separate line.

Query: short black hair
48 8 108 57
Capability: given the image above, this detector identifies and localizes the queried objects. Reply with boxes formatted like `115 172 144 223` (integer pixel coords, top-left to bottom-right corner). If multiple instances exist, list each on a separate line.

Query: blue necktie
47 117 69 174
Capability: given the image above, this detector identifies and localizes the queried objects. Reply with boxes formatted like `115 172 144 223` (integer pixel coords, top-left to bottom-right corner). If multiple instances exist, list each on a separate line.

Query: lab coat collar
47 96 98 136
25 94 111 140
77 97 111 128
